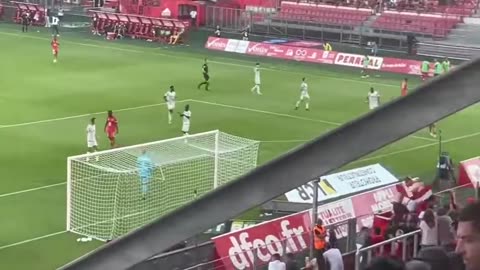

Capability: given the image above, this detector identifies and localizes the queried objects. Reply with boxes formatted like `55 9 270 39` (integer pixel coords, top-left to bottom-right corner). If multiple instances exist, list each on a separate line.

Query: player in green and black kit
421 60 430 81
197 58 210 91
361 55 370 79
443 58 451 73
433 59 444 77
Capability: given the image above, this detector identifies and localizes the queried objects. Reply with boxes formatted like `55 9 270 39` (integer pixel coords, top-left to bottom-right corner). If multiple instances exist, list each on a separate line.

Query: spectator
437 207 456 251
416 246 451 270
314 219 327 270
214 25 221 37
365 258 405 270
419 209 438 248
269 253 286 270
371 227 385 245
189 9 197 28
323 243 344 270
455 201 480 270
328 228 338 248
285 252 300 270
448 251 466 270
405 260 431 270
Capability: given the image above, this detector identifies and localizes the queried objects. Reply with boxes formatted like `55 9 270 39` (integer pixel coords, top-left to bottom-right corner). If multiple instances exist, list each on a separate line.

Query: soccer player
434 59 444 77
429 123 437 138
104 110 118 148
51 36 59 63
21 11 30 33
361 55 370 78
164 85 176 124
179 104 191 136
401 78 408 97
86 117 99 162
443 57 451 73
295 77 310 111
366 87 380 110
51 16 60 36
250 63 262 95
137 149 154 200
421 60 430 81
197 58 210 91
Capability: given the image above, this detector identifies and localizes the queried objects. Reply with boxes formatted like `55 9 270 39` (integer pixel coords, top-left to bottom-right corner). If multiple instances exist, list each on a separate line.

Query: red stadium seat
373 12 460 37
277 2 370 27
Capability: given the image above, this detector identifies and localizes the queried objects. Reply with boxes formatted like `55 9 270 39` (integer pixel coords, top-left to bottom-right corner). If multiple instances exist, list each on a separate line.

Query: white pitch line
190 99 437 142
354 130 480 164
0 182 66 198
0 231 66 251
0 100 189 129
0 31 402 89
260 139 310 143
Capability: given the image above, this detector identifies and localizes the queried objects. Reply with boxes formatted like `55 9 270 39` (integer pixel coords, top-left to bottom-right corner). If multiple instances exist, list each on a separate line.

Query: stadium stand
0 4 3 20
278 2 372 27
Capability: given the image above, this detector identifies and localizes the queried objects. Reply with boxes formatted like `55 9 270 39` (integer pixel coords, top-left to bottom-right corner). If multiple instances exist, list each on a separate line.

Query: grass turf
0 23 478 269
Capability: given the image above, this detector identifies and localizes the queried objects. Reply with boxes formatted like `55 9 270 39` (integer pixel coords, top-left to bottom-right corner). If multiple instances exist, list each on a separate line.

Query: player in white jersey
250 63 262 95
179 104 191 136
295 77 310 111
164 85 176 124
86 117 99 161
366 87 380 110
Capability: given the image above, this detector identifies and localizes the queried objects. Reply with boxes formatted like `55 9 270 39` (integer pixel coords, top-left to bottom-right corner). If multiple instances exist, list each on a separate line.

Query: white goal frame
66 130 259 241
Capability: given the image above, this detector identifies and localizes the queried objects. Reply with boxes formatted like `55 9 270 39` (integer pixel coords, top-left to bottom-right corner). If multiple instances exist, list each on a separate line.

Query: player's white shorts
167 103 175 111
87 139 98 148
300 91 310 100
369 103 379 110
182 123 190 133
255 79 261 85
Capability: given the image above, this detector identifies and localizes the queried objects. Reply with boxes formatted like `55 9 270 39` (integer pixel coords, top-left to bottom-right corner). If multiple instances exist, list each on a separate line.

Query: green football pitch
0 22 479 269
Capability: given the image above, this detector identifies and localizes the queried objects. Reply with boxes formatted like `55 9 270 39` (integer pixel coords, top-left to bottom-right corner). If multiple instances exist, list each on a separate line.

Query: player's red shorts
401 89 407 97
107 129 117 139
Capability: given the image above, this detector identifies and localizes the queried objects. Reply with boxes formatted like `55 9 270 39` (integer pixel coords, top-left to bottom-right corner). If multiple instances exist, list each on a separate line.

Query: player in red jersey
51 36 59 63
401 78 408 97
104 110 119 148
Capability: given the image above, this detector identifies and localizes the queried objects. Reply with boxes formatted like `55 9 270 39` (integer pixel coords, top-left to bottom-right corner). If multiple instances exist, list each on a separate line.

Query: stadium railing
354 230 421 270
434 182 478 207
164 214 367 270
417 42 480 61
205 5 460 50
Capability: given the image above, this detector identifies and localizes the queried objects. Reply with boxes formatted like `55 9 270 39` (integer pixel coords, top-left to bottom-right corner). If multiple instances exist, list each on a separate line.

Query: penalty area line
0 231 67 251
0 100 191 129
0 182 66 199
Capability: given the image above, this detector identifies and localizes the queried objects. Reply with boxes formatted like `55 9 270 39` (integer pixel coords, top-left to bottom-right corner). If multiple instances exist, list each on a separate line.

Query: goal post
66 130 260 241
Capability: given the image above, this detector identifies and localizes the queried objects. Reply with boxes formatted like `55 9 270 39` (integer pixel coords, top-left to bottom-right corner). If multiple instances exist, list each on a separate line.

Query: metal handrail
358 229 421 252
355 229 421 270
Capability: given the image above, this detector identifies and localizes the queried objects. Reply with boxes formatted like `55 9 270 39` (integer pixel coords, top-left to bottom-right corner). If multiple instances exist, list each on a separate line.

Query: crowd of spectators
267 181 479 270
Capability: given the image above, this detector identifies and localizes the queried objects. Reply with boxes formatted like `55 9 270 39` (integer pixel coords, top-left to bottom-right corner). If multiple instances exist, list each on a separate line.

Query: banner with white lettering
284 164 399 204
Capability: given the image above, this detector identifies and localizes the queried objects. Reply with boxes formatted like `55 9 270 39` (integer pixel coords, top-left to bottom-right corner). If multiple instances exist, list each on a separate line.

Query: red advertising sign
212 183 400 269
204 37 440 77
458 157 480 186
213 211 311 269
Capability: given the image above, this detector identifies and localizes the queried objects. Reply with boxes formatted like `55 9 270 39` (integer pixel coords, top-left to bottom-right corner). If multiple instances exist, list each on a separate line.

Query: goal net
66 130 260 241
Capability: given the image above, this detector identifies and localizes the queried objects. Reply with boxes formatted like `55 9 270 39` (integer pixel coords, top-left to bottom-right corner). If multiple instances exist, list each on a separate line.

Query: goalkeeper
137 149 154 200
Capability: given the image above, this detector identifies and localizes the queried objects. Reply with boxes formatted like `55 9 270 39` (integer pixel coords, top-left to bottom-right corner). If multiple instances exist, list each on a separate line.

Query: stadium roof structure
61 58 480 270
